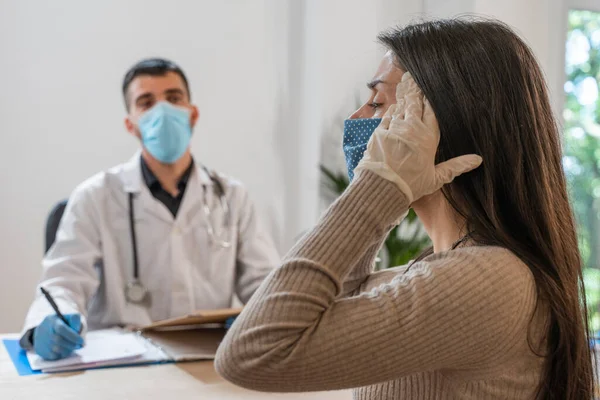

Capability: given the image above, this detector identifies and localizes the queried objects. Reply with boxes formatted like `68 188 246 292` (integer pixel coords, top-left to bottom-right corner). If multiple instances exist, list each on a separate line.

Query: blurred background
0 0 598 333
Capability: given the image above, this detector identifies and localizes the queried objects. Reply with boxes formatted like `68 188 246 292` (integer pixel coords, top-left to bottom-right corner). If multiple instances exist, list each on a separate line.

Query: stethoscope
125 166 232 304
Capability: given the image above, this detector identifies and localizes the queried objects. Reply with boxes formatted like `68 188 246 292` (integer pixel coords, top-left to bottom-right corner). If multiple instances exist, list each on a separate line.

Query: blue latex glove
224 316 237 329
33 314 84 360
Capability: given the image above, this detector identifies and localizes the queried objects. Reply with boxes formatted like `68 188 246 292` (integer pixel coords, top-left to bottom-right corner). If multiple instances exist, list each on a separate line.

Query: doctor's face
349 51 404 119
124 71 199 138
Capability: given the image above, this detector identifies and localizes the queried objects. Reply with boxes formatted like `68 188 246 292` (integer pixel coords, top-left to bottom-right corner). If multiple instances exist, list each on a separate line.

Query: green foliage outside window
563 10 600 332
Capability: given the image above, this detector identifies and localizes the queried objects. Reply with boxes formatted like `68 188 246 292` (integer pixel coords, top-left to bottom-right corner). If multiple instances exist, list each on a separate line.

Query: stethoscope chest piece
125 279 149 304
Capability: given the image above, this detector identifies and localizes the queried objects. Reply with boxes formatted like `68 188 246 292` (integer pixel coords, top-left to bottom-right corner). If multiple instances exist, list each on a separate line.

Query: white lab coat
21 153 279 342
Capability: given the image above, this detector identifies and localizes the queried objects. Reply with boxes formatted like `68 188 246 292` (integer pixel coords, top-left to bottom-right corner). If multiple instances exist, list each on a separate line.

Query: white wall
0 0 575 332
0 0 292 332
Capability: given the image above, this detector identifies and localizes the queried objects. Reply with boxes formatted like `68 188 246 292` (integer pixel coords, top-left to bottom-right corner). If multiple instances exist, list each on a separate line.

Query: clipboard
136 307 242 331
126 307 243 365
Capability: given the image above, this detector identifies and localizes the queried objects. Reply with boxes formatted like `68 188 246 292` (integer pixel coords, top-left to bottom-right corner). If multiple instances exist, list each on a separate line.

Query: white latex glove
354 72 483 204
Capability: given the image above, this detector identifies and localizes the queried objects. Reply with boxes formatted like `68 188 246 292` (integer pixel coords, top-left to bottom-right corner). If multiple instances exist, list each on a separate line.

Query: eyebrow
134 93 153 105
134 88 186 106
164 88 185 97
367 79 386 90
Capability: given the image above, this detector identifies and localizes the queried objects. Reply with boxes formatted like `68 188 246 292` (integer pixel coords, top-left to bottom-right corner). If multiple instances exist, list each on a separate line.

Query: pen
40 287 70 327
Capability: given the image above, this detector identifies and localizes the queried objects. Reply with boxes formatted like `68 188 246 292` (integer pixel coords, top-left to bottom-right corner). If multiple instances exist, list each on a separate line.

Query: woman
215 18 595 399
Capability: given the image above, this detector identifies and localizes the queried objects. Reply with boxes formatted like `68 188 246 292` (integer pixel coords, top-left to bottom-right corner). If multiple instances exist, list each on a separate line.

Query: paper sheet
27 329 147 372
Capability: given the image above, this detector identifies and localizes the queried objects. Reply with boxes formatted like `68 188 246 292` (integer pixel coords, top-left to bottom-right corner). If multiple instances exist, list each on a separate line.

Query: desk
0 334 352 400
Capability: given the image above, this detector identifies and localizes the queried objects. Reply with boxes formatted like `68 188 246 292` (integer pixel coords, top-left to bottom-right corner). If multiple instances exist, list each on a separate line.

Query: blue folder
3 339 41 376
2 338 173 376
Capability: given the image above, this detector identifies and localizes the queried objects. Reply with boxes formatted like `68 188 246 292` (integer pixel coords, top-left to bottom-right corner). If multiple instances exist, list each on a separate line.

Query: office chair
45 199 68 253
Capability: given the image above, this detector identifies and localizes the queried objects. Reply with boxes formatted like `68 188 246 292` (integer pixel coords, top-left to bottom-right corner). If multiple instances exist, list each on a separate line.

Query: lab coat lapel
119 152 174 224
175 164 213 233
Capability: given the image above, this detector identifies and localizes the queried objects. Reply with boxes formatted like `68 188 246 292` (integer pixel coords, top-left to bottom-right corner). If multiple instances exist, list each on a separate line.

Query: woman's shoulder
415 245 535 290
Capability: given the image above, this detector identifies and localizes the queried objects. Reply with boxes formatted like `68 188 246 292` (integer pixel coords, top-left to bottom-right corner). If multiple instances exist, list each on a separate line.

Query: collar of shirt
140 156 195 195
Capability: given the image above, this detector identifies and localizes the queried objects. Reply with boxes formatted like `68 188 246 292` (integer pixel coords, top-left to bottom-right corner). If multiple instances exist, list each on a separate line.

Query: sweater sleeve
215 171 537 392
340 233 390 297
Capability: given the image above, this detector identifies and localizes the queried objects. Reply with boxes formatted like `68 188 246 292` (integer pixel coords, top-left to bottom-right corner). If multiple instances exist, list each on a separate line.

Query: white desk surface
0 334 352 400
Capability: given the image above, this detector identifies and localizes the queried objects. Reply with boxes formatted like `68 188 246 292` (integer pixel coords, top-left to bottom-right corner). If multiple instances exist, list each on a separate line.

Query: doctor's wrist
19 328 35 349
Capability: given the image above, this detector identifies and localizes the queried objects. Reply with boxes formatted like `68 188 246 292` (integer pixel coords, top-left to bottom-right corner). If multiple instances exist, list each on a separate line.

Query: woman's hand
354 72 482 204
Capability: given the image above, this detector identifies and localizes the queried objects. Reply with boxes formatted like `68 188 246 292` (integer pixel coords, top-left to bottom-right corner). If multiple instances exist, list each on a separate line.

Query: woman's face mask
342 118 382 181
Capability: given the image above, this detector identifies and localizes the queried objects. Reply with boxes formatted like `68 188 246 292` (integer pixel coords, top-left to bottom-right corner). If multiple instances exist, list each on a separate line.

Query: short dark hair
122 58 191 110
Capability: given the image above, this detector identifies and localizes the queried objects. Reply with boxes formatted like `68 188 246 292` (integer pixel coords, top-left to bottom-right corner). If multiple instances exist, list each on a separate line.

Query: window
563 9 600 331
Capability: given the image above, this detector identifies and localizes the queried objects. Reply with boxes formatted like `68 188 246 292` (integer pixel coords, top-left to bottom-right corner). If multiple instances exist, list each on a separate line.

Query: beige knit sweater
215 171 546 399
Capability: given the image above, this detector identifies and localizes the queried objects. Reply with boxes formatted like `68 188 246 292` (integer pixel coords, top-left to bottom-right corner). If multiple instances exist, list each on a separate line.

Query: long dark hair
379 18 594 399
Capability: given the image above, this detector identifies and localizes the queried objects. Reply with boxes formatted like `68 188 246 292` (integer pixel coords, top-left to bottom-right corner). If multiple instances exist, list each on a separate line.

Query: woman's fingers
380 104 396 130
403 92 423 122
393 72 423 125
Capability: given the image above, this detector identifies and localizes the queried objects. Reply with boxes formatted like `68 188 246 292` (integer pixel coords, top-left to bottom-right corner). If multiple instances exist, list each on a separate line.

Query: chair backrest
45 199 68 253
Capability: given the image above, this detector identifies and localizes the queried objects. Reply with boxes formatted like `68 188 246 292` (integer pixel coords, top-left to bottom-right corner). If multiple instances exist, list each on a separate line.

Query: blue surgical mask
343 118 382 181
138 102 192 164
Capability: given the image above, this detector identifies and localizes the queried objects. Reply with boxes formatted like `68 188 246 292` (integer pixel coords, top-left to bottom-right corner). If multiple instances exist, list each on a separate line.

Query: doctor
20 58 280 360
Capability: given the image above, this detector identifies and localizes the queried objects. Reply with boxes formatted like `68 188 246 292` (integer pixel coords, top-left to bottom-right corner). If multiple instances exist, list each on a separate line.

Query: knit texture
215 170 544 399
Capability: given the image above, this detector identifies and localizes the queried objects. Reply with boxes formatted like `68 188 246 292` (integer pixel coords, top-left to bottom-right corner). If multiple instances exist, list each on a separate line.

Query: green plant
320 165 431 270
563 10 600 332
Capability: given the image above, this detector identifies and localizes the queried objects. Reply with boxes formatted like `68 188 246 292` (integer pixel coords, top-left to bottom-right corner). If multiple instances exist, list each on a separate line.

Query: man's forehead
128 71 187 96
